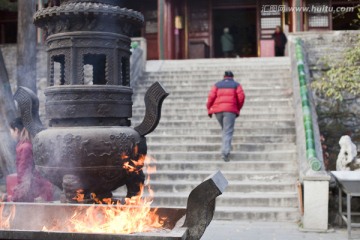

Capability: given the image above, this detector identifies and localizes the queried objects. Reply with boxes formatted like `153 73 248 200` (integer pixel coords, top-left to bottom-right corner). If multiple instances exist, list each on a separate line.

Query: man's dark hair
224 71 234 78
10 117 24 131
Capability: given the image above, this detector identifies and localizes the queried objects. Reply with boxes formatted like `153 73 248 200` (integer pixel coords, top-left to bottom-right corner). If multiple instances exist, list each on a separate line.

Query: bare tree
0 50 17 124
0 0 38 178
17 0 37 94
0 49 17 176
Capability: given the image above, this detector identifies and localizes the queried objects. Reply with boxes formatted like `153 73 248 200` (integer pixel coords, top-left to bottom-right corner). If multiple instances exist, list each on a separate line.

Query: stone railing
289 35 330 232
294 39 323 172
289 37 325 179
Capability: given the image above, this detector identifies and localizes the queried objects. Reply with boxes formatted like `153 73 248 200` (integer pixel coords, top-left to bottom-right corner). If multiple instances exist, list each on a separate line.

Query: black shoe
222 154 230 162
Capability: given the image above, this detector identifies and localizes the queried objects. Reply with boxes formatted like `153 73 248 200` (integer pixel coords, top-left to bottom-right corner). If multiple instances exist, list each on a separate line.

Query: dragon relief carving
97 104 111 115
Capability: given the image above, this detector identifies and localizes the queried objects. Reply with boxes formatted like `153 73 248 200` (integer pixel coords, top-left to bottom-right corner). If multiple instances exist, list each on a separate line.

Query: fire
65 153 164 234
65 154 164 234
122 152 147 173
68 195 164 234
0 153 165 234
73 189 85 203
0 198 15 230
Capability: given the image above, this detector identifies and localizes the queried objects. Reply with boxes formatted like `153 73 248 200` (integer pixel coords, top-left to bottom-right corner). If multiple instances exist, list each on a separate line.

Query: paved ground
202 221 359 240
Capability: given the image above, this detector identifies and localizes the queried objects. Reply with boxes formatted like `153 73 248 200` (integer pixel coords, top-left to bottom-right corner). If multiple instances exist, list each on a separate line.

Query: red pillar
161 0 175 59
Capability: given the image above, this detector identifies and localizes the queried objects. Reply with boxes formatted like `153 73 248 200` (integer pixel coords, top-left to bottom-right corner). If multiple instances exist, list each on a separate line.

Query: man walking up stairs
206 70 246 162
130 58 300 222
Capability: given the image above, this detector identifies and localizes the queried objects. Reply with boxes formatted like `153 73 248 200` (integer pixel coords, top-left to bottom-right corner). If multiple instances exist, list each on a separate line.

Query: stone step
148 151 296 161
132 120 295 129
147 143 296 152
134 105 293 112
145 135 296 144
146 180 296 193
133 102 293 110
134 78 292 85
124 192 298 208
114 189 297 208
153 69 292 75
133 99 292 108
134 87 291 99
144 170 297 182
144 75 291 82
143 75 290 82
132 107 294 116
146 127 296 136
137 58 299 222
146 75 290 81
135 87 291 96
213 207 300 222
133 95 292 103
139 77 292 88
152 160 297 172
132 114 294 122
135 81 292 89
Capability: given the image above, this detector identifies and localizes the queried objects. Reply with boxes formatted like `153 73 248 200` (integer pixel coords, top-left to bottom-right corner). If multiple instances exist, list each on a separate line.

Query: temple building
0 0 358 59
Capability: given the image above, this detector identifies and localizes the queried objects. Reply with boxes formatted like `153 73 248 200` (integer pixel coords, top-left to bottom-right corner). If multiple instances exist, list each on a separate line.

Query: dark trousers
215 112 236 156
275 46 285 57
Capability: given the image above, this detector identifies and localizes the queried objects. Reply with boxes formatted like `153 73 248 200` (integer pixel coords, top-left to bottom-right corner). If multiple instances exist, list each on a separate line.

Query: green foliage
311 36 360 101
0 0 17 11
352 5 360 28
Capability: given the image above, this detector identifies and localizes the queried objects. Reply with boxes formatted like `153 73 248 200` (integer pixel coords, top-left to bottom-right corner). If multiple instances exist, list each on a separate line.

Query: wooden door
186 0 212 59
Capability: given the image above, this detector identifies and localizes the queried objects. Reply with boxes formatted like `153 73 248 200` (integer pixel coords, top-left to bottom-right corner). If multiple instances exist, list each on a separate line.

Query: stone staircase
123 58 300 222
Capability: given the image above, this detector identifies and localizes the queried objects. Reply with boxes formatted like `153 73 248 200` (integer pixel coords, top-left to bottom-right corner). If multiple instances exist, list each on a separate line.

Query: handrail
295 38 322 171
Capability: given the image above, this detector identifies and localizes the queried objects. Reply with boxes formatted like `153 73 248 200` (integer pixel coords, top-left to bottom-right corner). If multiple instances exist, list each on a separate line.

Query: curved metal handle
134 82 169 136
13 86 45 137
183 171 228 240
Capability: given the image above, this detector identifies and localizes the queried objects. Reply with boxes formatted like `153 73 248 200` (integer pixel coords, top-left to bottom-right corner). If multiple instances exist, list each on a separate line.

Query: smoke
0 48 17 176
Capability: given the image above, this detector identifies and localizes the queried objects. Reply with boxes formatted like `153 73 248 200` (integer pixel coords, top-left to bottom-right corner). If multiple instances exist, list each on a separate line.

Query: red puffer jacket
207 78 245 115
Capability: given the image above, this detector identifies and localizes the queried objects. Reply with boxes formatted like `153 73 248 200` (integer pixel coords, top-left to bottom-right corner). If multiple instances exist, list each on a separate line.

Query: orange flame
0 198 16 230
68 195 165 234
123 154 146 173
0 153 165 234
66 153 164 234
68 151 163 234
73 189 85 203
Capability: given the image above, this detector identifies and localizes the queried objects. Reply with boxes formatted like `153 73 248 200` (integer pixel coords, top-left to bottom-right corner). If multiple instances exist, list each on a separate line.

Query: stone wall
290 31 360 171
